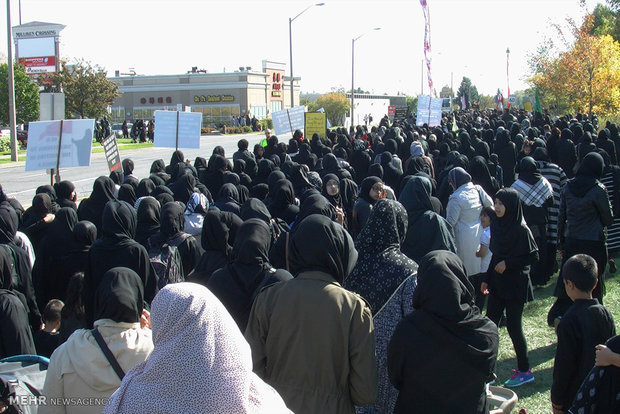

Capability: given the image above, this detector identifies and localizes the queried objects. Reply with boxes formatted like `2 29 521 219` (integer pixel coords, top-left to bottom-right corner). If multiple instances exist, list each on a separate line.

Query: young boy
551 254 616 413
34 299 64 358
473 206 494 310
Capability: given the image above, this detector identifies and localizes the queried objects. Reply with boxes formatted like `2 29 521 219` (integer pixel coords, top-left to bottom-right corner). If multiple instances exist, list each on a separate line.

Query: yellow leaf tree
530 13 620 117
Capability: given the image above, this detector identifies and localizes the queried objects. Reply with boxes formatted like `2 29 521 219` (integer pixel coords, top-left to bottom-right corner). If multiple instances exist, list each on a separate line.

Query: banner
153 110 201 149
523 101 533 112
415 95 442 126
25 119 94 171
388 105 396 119
304 112 327 140
271 106 306 136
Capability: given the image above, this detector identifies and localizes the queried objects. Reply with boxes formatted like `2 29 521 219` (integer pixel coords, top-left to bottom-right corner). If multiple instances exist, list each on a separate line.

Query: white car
111 123 132 139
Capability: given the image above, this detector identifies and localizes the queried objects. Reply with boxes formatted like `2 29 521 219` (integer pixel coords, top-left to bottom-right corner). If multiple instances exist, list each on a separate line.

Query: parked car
17 128 28 146
111 123 132 139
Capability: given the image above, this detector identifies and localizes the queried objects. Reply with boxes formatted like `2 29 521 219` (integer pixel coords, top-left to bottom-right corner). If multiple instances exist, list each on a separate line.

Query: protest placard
304 112 327 140
25 119 94 171
102 134 121 172
153 110 201 149
272 106 306 136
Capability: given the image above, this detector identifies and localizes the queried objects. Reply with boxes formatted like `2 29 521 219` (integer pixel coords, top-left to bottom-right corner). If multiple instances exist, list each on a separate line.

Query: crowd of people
1 107 620 413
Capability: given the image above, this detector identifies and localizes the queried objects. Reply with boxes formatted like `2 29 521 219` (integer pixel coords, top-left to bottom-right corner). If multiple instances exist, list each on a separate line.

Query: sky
0 0 604 97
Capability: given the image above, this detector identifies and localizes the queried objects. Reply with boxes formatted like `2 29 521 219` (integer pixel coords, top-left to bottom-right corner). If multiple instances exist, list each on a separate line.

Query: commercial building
108 60 300 127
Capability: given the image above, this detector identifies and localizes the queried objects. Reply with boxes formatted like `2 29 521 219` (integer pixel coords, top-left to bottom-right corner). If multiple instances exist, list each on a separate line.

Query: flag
420 0 434 96
534 88 542 113
461 95 466 110
496 91 504 111
452 115 458 132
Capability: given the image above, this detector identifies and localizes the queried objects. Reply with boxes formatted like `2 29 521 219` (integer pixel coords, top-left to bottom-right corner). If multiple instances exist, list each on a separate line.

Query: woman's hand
43 213 55 223
140 309 151 329
480 282 489 295
494 261 506 274
595 344 620 367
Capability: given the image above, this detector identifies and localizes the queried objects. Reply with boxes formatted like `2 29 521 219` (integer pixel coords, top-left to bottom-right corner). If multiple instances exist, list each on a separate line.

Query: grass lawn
0 141 153 163
496 254 620 413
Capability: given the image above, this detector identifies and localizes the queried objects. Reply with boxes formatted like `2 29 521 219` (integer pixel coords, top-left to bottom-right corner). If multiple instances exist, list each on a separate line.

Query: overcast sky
0 0 602 97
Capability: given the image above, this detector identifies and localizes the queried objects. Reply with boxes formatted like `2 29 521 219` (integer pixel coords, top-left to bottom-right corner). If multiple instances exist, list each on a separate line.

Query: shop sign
207 95 221 102
222 95 234 102
140 97 172 105
272 91 282 97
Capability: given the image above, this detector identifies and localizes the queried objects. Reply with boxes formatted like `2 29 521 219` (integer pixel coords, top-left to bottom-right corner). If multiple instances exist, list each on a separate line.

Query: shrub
0 136 11 152
220 126 253 134
260 119 273 130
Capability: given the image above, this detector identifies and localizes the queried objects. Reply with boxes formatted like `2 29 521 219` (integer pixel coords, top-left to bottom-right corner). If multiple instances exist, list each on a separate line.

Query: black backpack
0 245 20 289
148 234 190 289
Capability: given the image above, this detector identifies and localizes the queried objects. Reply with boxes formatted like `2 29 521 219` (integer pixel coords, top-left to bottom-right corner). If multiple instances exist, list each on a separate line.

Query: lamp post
506 47 510 108
289 3 325 109
6 0 18 162
351 27 380 128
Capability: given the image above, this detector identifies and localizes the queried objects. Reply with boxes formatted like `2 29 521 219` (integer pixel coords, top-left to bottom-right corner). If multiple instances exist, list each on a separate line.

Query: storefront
108 60 299 127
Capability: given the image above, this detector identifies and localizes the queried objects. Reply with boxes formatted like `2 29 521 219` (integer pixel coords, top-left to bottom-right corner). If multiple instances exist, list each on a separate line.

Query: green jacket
245 270 378 414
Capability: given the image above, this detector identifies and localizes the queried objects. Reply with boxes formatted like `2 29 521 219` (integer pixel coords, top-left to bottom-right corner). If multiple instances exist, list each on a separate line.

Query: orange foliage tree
529 13 620 117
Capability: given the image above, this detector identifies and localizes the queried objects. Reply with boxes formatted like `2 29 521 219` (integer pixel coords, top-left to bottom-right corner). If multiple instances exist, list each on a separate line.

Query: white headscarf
103 282 291 414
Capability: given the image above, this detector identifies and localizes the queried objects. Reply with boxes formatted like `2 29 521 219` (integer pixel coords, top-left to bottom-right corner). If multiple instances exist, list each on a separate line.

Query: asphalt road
2 132 269 208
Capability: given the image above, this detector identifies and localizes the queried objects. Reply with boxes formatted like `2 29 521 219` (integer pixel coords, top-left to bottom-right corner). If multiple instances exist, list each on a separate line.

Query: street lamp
506 47 510 108
289 3 325 109
351 27 380 128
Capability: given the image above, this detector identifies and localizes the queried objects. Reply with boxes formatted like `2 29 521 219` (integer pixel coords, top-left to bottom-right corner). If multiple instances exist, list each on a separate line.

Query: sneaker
503 369 535 387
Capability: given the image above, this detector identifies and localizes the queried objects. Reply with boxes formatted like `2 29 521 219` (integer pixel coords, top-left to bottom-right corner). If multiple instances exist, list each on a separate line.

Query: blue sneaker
503 369 535 387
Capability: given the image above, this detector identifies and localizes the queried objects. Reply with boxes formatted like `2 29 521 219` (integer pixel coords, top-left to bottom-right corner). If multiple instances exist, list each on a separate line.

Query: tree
0 63 40 125
529 13 620 117
478 95 495 110
300 97 319 112
591 4 620 42
315 92 350 126
43 59 120 119
456 77 479 109
406 95 418 114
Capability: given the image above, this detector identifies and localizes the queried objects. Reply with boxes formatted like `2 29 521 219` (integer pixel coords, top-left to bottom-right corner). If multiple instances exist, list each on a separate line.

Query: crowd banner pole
55 120 64 184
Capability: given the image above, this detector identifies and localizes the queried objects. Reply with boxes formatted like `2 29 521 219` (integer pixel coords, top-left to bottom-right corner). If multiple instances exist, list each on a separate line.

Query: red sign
388 105 396 118
18 56 56 74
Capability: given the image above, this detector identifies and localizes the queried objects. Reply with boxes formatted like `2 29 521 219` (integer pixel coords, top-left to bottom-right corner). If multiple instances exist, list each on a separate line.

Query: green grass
0 155 26 163
497 254 620 413
0 141 154 162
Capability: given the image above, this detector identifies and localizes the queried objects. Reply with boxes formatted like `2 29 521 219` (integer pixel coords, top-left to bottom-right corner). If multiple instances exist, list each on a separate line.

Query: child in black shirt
34 299 63 358
551 254 616 413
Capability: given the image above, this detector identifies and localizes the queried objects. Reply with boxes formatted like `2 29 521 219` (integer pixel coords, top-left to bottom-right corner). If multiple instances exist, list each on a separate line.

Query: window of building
250 106 267 119
108 107 125 123
191 105 241 127
270 101 282 114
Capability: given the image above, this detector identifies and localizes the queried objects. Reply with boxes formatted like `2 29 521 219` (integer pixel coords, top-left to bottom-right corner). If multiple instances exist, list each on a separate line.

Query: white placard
153 110 201 149
25 119 94 171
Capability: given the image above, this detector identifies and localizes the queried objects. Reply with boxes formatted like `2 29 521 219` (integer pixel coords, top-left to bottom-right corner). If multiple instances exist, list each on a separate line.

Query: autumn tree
529 13 620 117
315 92 350 126
43 59 120 119
0 63 39 124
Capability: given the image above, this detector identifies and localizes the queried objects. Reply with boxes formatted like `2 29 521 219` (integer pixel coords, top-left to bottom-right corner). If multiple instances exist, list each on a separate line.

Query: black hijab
289 214 357 283
409 250 498 378
78 176 116 234
568 152 605 197
359 176 382 204
469 156 497 198
169 174 196 205
321 173 343 209
188 209 241 285
136 179 156 198
101 200 137 241
490 188 537 258
159 201 185 239
55 180 77 209
118 184 137 206
35 185 59 212
0 204 18 245
135 196 161 247
517 156 541 185
93 267 143 323
267 179 298 224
